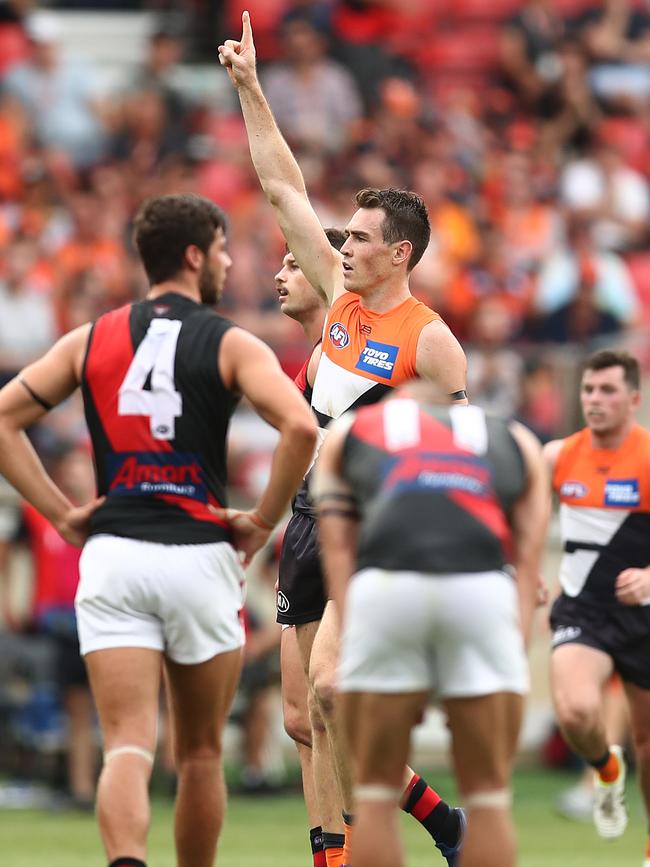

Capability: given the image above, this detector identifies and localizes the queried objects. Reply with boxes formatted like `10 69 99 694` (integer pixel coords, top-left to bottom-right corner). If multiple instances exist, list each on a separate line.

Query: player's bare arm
415 319 468 403
218 12 343 306
311 415 359 615
542 438 564 475
0 325 104 546
509 421 551 645
216 327 317 563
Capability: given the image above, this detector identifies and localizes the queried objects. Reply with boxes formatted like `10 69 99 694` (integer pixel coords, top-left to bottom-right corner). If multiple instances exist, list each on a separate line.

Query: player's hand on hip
210 506 271 568
56 496 106 547
615 567 650 606
218 10 257 89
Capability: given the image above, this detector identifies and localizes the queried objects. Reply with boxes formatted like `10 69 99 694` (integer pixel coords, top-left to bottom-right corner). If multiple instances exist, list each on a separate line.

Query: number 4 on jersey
118 318 182 440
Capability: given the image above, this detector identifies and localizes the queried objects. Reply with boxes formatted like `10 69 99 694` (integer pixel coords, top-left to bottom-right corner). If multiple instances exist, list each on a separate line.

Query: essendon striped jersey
81 292 238 544
553 424 650 604
340 401 525 575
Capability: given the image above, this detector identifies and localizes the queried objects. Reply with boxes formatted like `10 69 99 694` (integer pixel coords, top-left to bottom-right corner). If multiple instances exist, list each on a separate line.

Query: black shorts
276 511 326 625
550 593 650 689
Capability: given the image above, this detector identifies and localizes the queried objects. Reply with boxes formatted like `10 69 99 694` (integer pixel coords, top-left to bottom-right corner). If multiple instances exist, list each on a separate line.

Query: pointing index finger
241 10 253 47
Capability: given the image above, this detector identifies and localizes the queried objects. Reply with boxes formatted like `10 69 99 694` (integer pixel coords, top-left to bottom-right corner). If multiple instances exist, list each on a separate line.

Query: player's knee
310 672 337 719
283 702 312 747
307 690 327 736
556 693 600 735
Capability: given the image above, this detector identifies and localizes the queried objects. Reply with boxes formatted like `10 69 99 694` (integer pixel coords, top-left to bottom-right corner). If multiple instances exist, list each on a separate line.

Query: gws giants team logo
277 591 290 613
329 321 350 349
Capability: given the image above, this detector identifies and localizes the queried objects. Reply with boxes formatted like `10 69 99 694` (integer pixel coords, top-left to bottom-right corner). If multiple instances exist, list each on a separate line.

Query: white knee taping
465 788 512 810
354 784 403 803
104 745 155 765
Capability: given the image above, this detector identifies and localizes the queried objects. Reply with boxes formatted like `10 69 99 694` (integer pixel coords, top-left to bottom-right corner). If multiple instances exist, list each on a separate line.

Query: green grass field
0 768 645 867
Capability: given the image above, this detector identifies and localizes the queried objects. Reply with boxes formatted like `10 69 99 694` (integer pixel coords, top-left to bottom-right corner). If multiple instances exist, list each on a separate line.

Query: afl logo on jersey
277 591 290 613
560 481 588 499
329 322 350 349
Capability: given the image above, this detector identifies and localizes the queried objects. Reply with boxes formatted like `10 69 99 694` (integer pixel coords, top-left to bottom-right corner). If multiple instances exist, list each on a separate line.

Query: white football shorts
76 534 245 664
339 568 529 698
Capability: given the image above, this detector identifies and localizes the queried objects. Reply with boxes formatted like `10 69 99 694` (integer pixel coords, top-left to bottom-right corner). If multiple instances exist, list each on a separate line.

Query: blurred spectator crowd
0 0 650 800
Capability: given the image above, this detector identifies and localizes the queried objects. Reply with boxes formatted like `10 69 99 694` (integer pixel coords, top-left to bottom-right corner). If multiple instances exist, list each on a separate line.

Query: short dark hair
324 227 346 251
583 349 640 391
133 194 227 285
284 226 346 257
355 188 430 271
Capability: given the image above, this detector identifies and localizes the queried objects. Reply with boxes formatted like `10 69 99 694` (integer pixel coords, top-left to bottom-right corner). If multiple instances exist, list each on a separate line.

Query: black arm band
450 389 467 401
18 376 54 412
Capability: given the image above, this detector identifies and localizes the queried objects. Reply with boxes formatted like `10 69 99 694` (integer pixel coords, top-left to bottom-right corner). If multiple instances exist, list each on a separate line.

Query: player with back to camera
313 380 548 867
0 192 317 867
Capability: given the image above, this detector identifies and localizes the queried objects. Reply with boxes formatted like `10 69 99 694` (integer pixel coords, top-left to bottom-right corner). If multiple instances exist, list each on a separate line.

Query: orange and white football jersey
553 424 650 603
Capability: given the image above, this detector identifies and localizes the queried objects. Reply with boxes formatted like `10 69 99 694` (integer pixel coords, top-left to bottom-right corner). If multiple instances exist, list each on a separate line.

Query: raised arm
415 319 468 403
218 12 343 306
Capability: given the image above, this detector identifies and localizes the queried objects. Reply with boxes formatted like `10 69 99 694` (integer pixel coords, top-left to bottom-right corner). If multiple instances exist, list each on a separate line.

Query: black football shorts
276 511 327 626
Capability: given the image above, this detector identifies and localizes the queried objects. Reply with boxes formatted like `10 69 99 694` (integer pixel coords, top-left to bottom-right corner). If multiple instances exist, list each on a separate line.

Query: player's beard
198 260 221 306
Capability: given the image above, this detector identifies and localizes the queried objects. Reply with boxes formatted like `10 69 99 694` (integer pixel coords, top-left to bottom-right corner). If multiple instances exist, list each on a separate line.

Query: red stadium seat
446 0 522 23
417 26 502 75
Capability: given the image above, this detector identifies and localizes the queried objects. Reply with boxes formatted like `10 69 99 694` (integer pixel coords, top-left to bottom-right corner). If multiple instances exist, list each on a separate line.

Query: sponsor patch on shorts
276 590 290 613
604 478 640 507
552 625 582 647
355 340 399 379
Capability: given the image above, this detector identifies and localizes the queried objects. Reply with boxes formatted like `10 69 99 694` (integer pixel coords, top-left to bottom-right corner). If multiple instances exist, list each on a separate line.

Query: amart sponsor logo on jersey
604 478 640 507
329 321 350 349
108 452 207 501
560 480 589 498
355 340 399 379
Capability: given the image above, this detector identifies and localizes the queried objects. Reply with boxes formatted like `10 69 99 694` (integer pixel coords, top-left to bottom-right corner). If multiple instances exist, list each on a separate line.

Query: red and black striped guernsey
81 292 237 545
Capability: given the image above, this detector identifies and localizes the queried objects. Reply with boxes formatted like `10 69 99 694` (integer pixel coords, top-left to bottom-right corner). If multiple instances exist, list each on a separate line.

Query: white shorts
76 535 246 664
339 568 529 698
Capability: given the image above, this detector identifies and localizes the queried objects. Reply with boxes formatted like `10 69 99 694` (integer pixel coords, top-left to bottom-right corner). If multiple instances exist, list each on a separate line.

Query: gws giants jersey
81 292 238 545
341 401 525 575
311 293 440 431
553 424 650 605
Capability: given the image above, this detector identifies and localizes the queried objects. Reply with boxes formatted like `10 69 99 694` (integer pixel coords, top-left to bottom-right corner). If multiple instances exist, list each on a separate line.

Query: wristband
249 511 275 531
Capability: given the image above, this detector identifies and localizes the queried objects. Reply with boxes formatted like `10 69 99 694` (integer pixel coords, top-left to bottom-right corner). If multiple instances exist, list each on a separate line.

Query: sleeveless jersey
553 424 650 605
311 293 440 431
81 292 238 545
341 401 525 575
